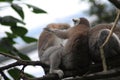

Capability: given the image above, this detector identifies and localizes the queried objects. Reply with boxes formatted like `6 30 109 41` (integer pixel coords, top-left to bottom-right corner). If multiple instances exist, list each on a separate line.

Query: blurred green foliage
82 0 117 26
0 0 47 79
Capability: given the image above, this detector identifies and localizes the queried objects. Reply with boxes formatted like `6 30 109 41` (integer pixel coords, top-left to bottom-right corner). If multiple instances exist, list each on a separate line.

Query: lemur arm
44 28 69 39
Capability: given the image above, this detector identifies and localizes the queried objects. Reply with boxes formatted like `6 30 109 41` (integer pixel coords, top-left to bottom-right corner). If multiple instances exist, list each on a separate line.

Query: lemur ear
72 18 80 23
72 18 80 26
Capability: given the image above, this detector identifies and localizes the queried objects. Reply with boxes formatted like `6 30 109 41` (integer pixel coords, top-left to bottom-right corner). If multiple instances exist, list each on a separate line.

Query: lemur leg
49 47 64 78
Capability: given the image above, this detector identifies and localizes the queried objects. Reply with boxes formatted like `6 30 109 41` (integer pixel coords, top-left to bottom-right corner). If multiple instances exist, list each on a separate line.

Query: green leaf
11 3 24 19
5 32 17 38
21 36 37 43
24 72 35 78
27 4 47 13
11 26 28 36
0 16 25 26
8 68 35 80
0 38 16 55
0 38 15 47
17 52 31 60
11 47 31 60
8 68 20 80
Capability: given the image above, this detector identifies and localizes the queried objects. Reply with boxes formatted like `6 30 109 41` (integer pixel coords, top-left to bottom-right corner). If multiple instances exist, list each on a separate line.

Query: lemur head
72 17 90 27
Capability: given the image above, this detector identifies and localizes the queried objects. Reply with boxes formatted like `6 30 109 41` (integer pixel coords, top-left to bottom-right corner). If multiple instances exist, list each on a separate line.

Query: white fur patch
72 18 80 26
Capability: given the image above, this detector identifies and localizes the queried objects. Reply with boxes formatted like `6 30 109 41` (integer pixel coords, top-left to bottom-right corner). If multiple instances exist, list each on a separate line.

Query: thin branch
101 9 120 47
0 71 9 80
0 52 49 71
0 60 49 71
100 9 120 72
0 52 20 61
21 73 59 80
18 65 27 80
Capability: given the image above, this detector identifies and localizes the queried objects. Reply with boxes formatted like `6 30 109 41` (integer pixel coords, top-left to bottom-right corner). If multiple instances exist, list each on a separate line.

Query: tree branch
19 55 120 80
0 71 9 80
0 60 49 71
62 68 120 80
0 51 120 80
0 52 20 61
0 52 49 71
21 73 59 80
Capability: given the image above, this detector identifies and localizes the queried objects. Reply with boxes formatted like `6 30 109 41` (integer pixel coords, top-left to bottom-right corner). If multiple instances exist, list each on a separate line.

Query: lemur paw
50 70 64 78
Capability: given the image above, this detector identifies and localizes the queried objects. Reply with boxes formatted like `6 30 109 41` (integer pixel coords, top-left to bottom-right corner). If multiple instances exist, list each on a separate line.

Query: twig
21 73 59 80
0 52 20 61
0 60 48 71
100 9 120 72
18 65 27 80
0 52 49 71
0 71 9 80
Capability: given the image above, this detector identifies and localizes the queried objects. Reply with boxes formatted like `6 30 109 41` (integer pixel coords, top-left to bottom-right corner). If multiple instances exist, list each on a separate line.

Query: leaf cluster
0 0 47 80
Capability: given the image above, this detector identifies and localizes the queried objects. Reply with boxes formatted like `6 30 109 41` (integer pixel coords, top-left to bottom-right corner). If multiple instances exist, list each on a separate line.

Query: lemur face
72 18 80 26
